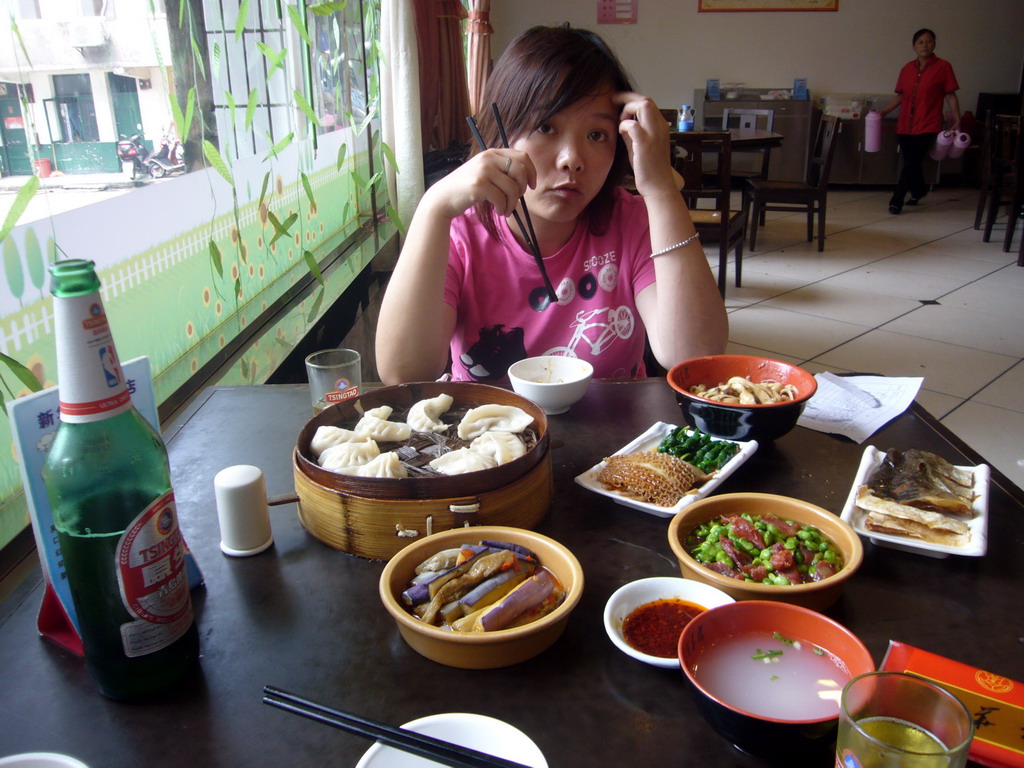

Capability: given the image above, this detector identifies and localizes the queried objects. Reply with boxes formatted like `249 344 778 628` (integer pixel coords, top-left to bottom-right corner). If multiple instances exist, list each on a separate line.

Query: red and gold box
881 641 1023 768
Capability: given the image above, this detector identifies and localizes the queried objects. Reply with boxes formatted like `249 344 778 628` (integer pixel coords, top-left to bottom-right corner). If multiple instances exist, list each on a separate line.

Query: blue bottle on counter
678 105 695 132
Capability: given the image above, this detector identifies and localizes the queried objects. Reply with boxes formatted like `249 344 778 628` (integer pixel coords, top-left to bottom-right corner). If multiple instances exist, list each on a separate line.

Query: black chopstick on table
262 686 533 768
465 112 558 304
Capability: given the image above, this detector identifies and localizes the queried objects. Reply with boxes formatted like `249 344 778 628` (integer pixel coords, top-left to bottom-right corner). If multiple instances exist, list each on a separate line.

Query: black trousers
891 132 937 206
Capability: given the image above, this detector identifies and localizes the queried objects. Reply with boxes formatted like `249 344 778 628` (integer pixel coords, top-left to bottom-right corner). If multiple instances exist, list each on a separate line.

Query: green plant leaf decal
11 18 33 68
386 203 406 236
309 1 348 16
263 131 294 161
380 140 397 171
267 211 297 246
292 89 321 128
183 86 196 140
3 238 23 301
0 176 39 247
235 0 250 40
245 87 258 131
189 34 207 80
302 249 324 285
169 92 185 142
203 140 234 185
306 286 325 321
212 41 222 78
209 239 223 277
300 172 316 206
287 4 312 47
335 142 347 170
256 42 287 78
258 171 271 212
0 352 42 394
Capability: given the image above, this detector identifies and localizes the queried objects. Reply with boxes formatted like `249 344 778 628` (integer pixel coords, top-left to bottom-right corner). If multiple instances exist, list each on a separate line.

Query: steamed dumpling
469 431 527 466
407 393 454 433
310 425 369 458
318 439 380 470
457 404 534 440
340 451 408 478
429 448 498 475
355 407 412 442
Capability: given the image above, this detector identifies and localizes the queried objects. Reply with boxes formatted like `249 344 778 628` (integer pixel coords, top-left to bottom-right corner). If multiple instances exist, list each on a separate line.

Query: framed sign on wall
699 0 838 10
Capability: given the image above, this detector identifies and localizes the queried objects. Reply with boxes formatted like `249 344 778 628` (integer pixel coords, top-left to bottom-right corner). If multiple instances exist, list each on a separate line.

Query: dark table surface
2 380 1022 767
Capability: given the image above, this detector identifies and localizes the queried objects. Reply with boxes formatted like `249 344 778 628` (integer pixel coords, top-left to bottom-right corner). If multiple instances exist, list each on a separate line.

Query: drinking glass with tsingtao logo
305 349 361 413
836 671 974 768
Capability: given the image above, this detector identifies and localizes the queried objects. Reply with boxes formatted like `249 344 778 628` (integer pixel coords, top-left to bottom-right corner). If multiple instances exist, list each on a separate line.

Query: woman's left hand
615 92 677 197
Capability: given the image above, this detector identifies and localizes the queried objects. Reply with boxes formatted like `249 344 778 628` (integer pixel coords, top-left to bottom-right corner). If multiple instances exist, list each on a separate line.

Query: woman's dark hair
472 25 635 239
912 28 936 44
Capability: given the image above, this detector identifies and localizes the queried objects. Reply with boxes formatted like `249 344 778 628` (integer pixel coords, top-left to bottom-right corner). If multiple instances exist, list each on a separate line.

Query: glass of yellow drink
837 671 974 768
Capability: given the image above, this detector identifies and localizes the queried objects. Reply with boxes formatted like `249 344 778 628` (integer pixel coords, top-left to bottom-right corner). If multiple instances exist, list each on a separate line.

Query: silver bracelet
649 232 700 259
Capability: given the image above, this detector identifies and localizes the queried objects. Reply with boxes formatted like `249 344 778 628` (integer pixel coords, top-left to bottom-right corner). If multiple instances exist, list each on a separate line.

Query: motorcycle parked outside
116 134 150 180
147 134 186 178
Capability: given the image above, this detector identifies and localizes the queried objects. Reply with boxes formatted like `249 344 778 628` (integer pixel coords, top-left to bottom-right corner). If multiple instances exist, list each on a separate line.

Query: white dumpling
318 439 380 470
469 431 527 466
457 404 534 440
429 447 498 475
355 410 413 442
363 405 393 419
310 425 368 458
407 393 454 433
340 451 408 478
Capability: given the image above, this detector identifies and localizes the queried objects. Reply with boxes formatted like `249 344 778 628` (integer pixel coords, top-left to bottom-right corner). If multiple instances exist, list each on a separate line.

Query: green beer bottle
42 259 199 700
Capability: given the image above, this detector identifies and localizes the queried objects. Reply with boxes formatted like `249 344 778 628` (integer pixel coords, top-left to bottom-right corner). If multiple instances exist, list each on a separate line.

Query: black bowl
667 355 817 442
678 601 874 763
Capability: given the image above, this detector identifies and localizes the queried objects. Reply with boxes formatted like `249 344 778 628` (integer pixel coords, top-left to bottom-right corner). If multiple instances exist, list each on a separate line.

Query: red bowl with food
679 600 875 762
667 355 817 442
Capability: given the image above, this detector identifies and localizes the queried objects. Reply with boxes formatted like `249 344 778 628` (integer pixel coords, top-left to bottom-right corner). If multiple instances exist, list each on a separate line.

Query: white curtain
380 0 425 247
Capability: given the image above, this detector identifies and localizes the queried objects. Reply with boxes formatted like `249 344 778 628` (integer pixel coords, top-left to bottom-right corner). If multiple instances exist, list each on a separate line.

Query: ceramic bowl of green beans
667 492 862 611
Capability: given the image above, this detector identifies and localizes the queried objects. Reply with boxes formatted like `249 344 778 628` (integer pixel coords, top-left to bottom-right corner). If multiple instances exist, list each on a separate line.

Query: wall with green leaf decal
0 0 399 553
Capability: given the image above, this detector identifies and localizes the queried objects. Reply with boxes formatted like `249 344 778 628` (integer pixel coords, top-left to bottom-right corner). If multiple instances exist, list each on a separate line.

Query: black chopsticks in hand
465 107 557 304
262 686 534 768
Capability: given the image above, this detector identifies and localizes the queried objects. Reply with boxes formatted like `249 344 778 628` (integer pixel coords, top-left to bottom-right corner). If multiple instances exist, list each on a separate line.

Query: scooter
147 134 186 178
116 134 150 179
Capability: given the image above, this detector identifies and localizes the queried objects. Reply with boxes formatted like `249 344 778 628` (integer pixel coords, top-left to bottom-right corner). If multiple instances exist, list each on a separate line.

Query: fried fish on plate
856 448 976 547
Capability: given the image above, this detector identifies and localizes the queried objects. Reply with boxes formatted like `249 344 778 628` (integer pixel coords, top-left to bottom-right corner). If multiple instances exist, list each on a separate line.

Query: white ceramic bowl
355 713 547 767
603 576 735 668
0 756 89 768
507 356 593 415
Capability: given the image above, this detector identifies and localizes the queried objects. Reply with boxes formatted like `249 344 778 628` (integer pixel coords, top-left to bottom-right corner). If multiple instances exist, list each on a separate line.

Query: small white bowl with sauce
603 576 735 668
507 356 593 415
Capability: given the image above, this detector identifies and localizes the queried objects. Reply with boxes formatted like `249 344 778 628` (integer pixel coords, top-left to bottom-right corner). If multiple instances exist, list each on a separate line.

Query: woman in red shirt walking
880 28 961 215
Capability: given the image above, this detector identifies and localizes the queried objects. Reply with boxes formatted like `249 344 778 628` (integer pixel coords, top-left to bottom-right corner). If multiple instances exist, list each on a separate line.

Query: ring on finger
503 156 512 175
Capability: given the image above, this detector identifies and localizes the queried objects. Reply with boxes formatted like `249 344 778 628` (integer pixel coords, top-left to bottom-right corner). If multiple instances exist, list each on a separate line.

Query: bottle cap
213 465 274 557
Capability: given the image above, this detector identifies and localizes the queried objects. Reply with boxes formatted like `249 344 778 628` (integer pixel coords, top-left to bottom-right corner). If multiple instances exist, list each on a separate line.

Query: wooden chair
743 114 840 253
671 131 747 294
981 114 1021 253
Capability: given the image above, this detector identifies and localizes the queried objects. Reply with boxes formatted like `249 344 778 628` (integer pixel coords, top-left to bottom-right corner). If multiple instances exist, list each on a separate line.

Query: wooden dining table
0 379 1021 767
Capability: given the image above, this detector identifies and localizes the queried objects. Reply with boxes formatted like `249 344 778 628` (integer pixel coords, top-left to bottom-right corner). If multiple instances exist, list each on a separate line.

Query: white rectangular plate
574 422 758 519
840 446 989 558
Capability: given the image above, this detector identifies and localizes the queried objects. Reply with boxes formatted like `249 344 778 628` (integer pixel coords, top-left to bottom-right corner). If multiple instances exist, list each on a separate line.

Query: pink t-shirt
444 187 656 383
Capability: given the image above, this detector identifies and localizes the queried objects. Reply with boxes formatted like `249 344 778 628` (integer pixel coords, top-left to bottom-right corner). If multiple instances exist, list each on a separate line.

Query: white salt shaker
213 464 274 556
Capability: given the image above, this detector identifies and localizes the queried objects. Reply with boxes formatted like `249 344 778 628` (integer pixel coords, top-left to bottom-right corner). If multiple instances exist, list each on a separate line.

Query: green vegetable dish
685 513 844 585
657 427 740 474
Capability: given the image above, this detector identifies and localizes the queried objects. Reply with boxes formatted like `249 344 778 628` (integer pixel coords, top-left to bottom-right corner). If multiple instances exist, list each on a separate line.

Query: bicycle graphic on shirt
543 305 634 358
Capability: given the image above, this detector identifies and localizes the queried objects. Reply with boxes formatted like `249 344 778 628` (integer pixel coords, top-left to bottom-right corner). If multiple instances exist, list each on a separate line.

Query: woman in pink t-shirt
375 25 727 385
879 28 960 215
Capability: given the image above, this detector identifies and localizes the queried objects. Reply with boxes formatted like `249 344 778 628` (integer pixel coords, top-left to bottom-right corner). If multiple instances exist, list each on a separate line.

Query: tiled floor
720 185 1024 491
348 185 1023 490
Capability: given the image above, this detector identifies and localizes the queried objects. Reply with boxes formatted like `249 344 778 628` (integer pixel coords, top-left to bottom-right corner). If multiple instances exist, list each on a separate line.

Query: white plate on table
840 445 990 559
574 422 758 519
355 712 547 767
